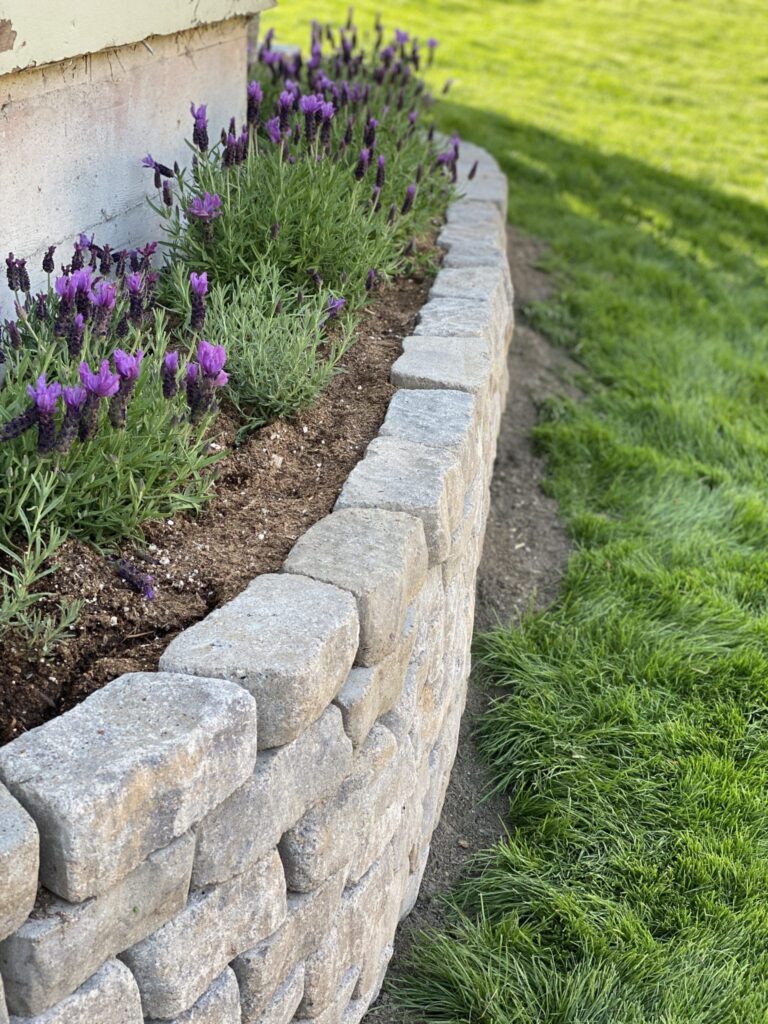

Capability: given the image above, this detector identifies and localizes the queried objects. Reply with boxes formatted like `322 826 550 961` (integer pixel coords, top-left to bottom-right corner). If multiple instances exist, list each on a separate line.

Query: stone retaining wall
0 141 512 1024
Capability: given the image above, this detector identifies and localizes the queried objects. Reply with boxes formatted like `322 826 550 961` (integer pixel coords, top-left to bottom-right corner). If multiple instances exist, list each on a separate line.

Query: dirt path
366 227 574 1022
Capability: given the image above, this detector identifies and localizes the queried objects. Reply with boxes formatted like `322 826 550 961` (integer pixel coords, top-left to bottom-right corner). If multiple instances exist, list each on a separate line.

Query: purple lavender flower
162 181 174 208
395 29 410 46
265 116 283 145
5 320 21 350
0 404 37 443
247 80 263 125
67 313 86 359
189 271 208 331
91 280 116 335
5 253 20 292
113 348 144 382
375 155 386 190
190 102 209 152
15 259 30 295
299 93 325 144
326 296 346 320
126 272 143 295
80 359 121 398
188 192 223 223
363 117 378 150
109 349 143 429
365 268 378 292
99 245 113 275
42 245 56 275
197 339 227 377
27 374 62 454
162 351 180 399
270 221 281 240
427 37 438 65
56 385 87 453
142 153 156 169
354 147 371 181
117 558 156 600
401 184 417 215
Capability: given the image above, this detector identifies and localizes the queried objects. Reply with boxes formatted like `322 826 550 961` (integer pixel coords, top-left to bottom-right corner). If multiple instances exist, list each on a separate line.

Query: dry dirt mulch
0 273 433 745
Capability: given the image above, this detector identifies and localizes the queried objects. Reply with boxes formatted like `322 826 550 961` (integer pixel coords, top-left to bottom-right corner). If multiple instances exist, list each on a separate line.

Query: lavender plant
0 242 228 550
148 13 454 308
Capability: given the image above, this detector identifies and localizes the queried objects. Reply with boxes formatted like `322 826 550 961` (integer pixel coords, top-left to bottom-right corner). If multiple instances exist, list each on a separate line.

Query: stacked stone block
0 142 512 1024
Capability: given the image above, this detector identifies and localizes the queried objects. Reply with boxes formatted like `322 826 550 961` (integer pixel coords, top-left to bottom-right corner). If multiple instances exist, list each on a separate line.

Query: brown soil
0 273 433 745
366 227 577 1022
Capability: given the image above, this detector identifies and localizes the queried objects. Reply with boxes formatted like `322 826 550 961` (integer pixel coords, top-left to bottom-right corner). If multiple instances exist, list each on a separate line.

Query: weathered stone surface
462 172 509 216
247 965 304 1024
445 199 506 247
284 509 428 666
297 929 344 1017
1 975 8 1024
414 296 502 352
192 707 352 888
0 673 256 902
280 725 401 891
7 960 142 1024
379 388 478 489
431 261 509 303
0 784 38 942
161 574 358 750
294 966 359 1024
344 944 393 1024
121 851 286 1019
0 832 194 1016
391 336 492 396
233 870 344 1022
145 968 241 1024
333 619 414 750
335 437 464 565
400 845 430 921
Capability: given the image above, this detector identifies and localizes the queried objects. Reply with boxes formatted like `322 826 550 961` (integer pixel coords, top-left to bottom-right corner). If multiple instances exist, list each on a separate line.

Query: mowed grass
268 3 768 1021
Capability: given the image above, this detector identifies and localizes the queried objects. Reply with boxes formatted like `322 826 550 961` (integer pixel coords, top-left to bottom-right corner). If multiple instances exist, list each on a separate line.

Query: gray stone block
0 785 38 942
297 928 344 1017
391 336 493 396
120 850 286 1019
283 509 428 667
279 725 399 891
379 388 478 490
333 621 413 750
246 964 304 1024
400 845 430 922
161 575 358 750
192 707 352 888
1 976 7 1024
335 436 464 565
462 172 509 217
7 959 142 1024
446 199 506 248
414 296 503 354
145 968 241 1024
233 870 345 1023
0 832 194 1016
294 966 358 1024
0 673 256 902
344 944 393 1024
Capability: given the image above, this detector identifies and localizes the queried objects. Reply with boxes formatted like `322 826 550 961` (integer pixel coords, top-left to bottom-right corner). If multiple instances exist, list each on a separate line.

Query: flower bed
0 15 459 742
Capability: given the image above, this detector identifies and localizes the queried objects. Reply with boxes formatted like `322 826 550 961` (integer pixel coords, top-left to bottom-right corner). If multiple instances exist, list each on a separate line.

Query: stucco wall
0 142 512 1024
0 16 262 305
0 0 275 76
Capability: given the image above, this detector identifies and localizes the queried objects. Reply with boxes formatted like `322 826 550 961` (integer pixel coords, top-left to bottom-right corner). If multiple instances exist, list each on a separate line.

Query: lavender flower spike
110 349 143 429
80 359 121 398
401 184 417 215
197 338 227 377
188 192 223 223
190 271 208 331
162 351 180 399
326 296 346 320
27 374 62 454
113 348 144 382
354 147 371 181
190 102 209 152
56 385 87 453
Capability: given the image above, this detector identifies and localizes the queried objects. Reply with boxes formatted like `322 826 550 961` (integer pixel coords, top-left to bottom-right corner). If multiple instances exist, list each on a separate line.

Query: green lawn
268 3 768 1021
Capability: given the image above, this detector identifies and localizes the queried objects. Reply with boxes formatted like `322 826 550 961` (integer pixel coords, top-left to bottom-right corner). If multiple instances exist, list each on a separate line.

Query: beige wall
0 0 275 75
0 16 263 303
